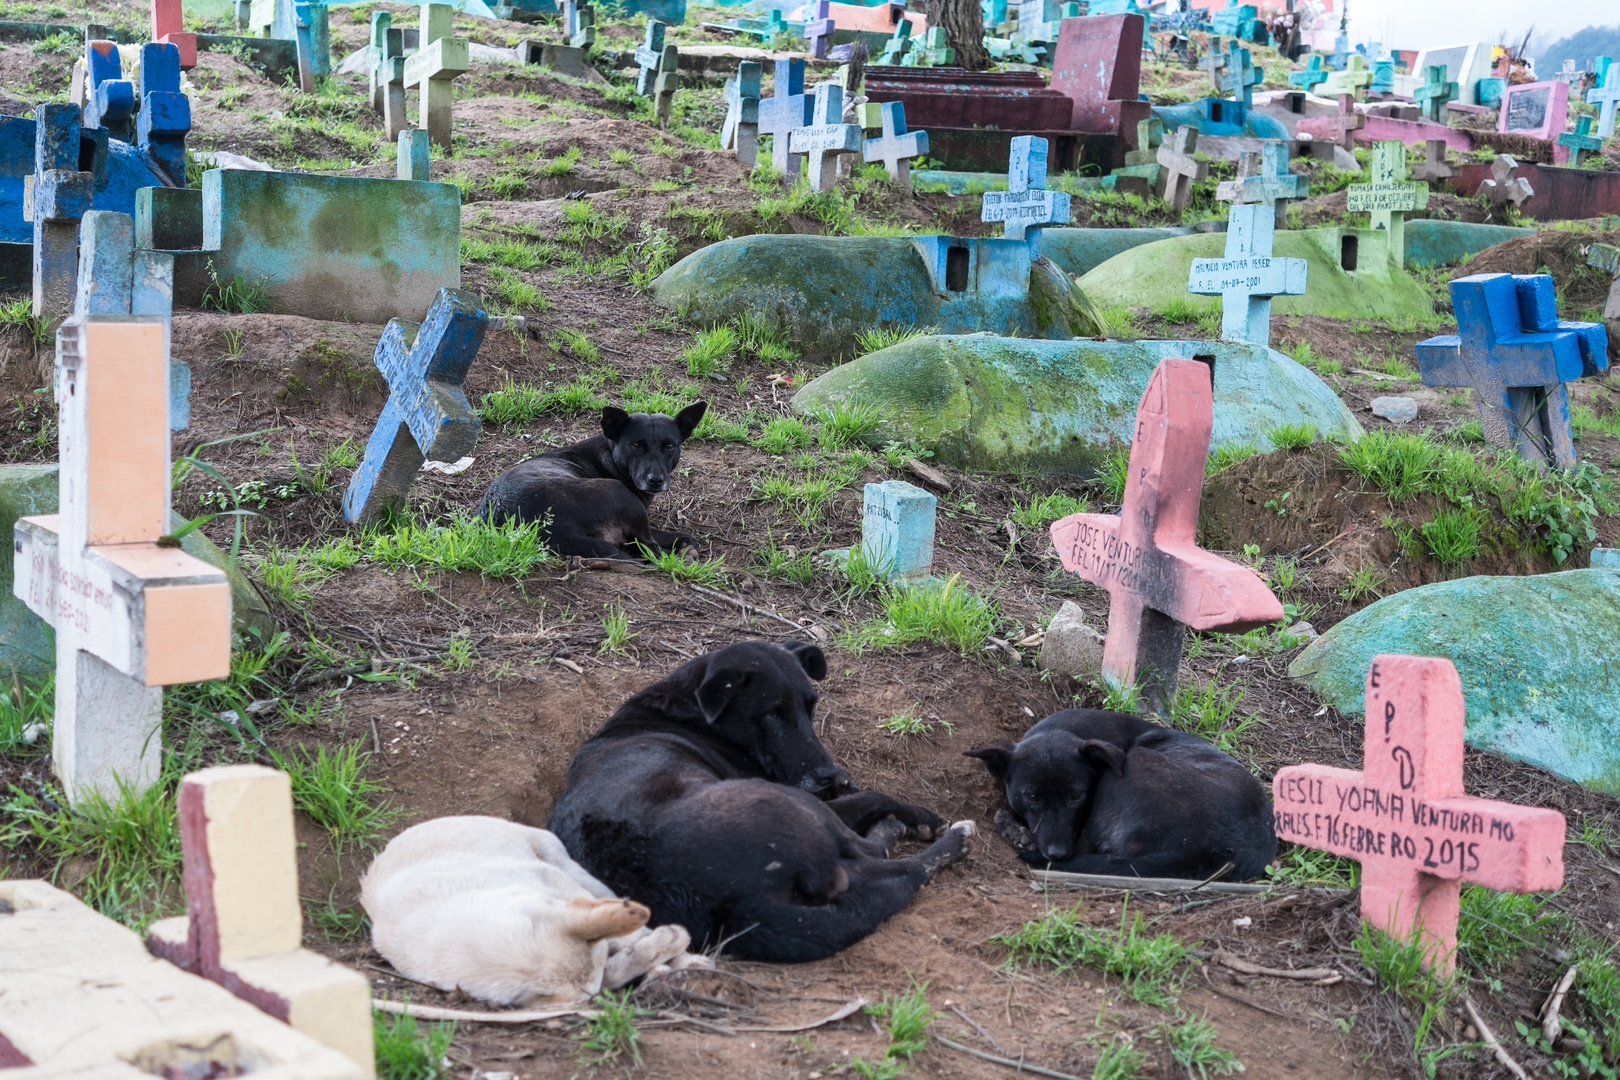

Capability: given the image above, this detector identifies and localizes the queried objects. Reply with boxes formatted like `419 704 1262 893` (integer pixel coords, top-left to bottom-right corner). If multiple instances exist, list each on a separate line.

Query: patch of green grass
755 536 816 584
867 982 937 1062
0 778 182 929
812 399 887 449
307 536 362 571
1095 305 1139 339
551 326 600 364
480 376 607 426
756 416 814 454
1153 1013 1242 1079
268 742 403 855
877 710 949 737
644 548 728 586
1337 429 1450 501
0 673 52 755
1206 441 1257 474
681 324 739 377
1354 921 1452 1001
304 892 370 942
1097 447 1130 501
1090 1040 1150 1080
1010 492 1090 528
619 371 701 417
257 546 328 606
841 576 1000 656
1159 297 1213 324
1457 886 1564 973
1338 565 1387 603
1268 423 1317 450
1419 507 1481 566
0 297 51 345
369 514 557 579
599 598 635 655
1168 677 1259 755
692 410 750 443
201 262 270 314
853 324 933 356
536 145 583 177
1264 846 1358 887
575 988 644 1070
374 1008 456 1080
996 899 1189 1008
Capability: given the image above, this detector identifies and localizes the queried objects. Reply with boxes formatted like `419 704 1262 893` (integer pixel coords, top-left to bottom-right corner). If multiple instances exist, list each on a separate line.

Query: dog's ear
673 400 708 440
696 666 753 724
963 741 1016 779
601 405 632 443
560 896 649 943
1079 739 1127 776
779 640 827 681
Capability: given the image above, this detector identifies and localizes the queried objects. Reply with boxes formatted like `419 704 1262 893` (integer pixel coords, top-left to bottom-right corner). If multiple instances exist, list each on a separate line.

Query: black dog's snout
805 765 852 796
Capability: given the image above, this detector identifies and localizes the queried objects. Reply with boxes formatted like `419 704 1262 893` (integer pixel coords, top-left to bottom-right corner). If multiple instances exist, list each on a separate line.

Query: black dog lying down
966 709 1276 881
549 640 975 962
478 402 706 559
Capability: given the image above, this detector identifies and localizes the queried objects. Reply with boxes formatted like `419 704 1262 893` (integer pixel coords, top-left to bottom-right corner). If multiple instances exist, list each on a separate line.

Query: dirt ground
2 6 1620 1079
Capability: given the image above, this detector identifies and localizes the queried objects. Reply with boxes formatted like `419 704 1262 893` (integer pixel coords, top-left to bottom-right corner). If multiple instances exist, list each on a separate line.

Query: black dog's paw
1017 848 1053 867
888 802 946 840
919 820 976 876
865 817 906 855
993 807 1036 851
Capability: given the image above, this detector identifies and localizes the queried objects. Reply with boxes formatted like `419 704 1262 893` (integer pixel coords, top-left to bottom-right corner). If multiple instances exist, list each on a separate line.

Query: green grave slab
1077 226 1433 322
650 234 1102 360
1402 219 1536 268
789 334 1363 474
1041 227 1197 276
1289 569 1620 795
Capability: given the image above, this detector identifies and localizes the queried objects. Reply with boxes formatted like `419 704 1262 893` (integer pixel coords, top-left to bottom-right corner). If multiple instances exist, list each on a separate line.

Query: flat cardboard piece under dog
1272 654 1564 973
146 764 375 1077
1048 357 1283 711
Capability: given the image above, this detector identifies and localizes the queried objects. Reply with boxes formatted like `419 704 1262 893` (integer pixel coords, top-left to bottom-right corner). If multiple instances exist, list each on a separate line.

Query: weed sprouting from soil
756 416 814 454
853 324 933 357
1153 1013 1243 1078
1010 492 1089 528
1206 441 1258 475
1419 507 1482 566
0 673 52 755
374 1009 456 1080
369 515 557 579
267 742 404 854
812 400 887 449
644 548 728 586
599 599 636 655
1267 423 1318 450
841 576 999 655
1097 447 1131 501
997 898 1189 1008
575 988 645 1070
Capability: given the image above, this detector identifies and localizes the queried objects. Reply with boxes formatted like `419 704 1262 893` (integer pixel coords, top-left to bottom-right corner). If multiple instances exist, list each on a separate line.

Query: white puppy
361 815 708 1006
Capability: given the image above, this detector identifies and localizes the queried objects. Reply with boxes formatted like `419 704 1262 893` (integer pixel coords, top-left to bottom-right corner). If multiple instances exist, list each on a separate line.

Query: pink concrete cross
1049 358 1283 711
1272 655 1565 974
150 0 197 70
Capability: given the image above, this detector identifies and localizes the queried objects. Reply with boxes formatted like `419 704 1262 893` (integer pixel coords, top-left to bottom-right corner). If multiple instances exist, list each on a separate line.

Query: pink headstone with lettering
1498 80 1570 162
1272 655 1565 973
1049 358 1283 710
151 0 197 69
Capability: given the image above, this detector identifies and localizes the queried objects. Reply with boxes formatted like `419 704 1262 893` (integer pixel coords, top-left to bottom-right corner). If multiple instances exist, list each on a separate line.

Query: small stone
1371 396 1418 424
1286 620 1318 641
21 722 47 746
1591 547 1620 568
1037 601 1105 680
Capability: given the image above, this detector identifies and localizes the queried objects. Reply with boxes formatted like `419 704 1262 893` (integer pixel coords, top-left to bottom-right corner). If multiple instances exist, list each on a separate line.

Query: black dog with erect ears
966 709 1277 882
477 401 706 560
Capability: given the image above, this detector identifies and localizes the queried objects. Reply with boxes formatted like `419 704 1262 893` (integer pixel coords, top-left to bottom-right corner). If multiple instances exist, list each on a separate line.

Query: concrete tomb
979 136 1070 260
1049 358 1284 710
721 60 762 169
1414 273 1608 470
1188 201 1308 348
146 764 374 1073
1273 654 1564 973
1405 41 1493 107
343 288 490 524
790 83 862 194
13 317 231 805
404 3 469 151
861 101 927 194
1345 140 1428 267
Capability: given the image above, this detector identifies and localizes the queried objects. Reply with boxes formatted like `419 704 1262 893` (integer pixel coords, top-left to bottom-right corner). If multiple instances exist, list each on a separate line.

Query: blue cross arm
33 169 94 223
93 81 136 125
1413 333 1469 388
406 380 482 462
138 91 192 140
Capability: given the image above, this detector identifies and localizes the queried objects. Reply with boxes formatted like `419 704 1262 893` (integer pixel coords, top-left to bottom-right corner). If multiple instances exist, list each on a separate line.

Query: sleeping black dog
966 709 1276 881
478 402 706 559
548 640 975 962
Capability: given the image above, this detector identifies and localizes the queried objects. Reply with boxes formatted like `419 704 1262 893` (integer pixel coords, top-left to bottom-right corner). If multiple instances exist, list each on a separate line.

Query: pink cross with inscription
151 0 197 70
1049 358 1283 710
1273 655 1565 973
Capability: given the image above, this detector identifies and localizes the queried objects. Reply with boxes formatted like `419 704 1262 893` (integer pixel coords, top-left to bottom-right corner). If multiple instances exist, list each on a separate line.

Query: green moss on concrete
791 335 1363 474
1078 227 1435 322
1404 220 1536 269
1289 569 1620 795
1041 227 1200 277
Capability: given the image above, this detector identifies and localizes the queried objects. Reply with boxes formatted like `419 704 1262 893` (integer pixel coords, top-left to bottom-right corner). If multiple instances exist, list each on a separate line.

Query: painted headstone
1557 116 1603 168
137 43 192 186
1414 274 1608 470
1155 126 1207 214
291 0 329 94
916 27 955 67
1345 140 1428 266
1048 13 1150 141
805 0 834 60
981 136 1070 261
403 3 469 151
1414 64 1457 123
862 101 927 194
1049 357 1284 711
397 128 430 181
151 0 199 69
145 765 374 1073
13 317 231 804
721 61 762 168
859 480 935 581
1410 139 1454 183
1214 140 1307 228
790 84 862 194
1272 654 1565 974
1479 154 1532 218
343 288 490 524
82 41 136 143
1289 54 1328 92
1589 59 1620 141
758 58 814 182
877 19 914 65
1497 80 1570 146
1189 201 1307 347
634 21 680 128
29 104 94 325
367 11 406 140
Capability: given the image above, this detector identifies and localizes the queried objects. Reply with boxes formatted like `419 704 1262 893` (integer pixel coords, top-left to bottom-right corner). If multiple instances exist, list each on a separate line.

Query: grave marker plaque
790 84 863 193
1189 202 1306 347
1049 358 1283 711
1345 140 1428 266
1273 654 1565 973
861 480 935 581
1497 80 1569 145
980 136 1070 260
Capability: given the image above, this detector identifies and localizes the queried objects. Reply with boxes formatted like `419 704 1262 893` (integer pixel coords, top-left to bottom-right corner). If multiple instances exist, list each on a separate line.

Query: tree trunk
926 0 991 71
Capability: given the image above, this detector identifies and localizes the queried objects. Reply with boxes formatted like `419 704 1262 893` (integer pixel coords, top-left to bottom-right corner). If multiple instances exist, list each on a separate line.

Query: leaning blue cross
1288 54 1328 92
343 288 491 524
1558 115 1603 167
137 42 191 185
1415 274 1609 469
83 40 135 142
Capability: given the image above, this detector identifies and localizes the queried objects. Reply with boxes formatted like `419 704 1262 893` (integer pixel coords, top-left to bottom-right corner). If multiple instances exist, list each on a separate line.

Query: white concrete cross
981 135 1070 260
1214 140 1308 227
861 101 928 194
1346 140 1428 266
789 83 862 193
1480 154 1533 218
1589 59 1620 140
403 2 468 152
14 317 231 805
1188 203 1307 346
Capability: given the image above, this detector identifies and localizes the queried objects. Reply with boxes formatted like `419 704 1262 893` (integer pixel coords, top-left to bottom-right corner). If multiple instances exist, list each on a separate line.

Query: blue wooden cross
343 288 491 524
1558 116 1603 167
862 101 928 194
82 40 135 143
757 58 813 181
980 135 1070 260
635 21 669 96
1414 64 1457 123
31 104 95 323
804 0 834 60
1415 274 1609 470
137 42 191 186
1589 59 1620 140
1288 54 1328 92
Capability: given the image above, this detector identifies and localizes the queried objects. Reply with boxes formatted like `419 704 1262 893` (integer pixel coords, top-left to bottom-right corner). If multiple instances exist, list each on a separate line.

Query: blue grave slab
1415 273 1608 469
1151 98 1288 139
343 287 489 524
